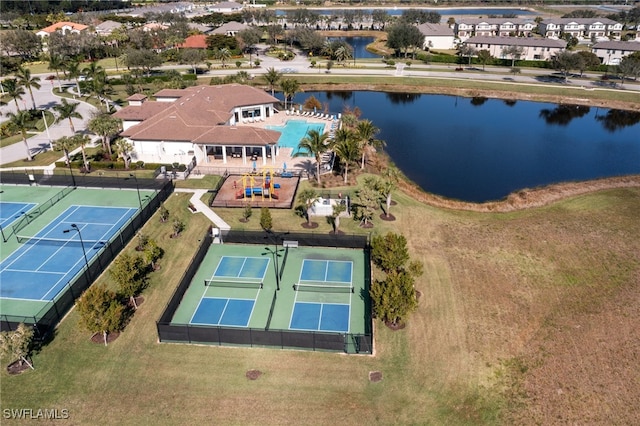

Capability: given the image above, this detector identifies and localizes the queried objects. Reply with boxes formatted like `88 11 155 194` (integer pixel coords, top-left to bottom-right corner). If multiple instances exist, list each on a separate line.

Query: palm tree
279 78 301 110
15 66 41 110
48 54 65 91
297 188 319 226
88 113 120 158
73 134 91 170
66 60 82 95
380 165 400 218
331 202 347 234
53 135 78 166
263 67 281 97
53 98 83 134
332 129 360 184
215 48 232 68
6 111 34 161
294 129 331 185
2 78 26 112
355 119 381 169
114 138 134 169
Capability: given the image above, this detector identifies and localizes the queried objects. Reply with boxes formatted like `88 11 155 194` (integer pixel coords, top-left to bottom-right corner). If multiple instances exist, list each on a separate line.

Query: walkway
174 188 230 232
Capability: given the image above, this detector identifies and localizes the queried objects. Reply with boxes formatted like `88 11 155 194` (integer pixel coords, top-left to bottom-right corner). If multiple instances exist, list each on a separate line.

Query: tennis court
289 259 354 332
0 205 137 301
189 256 269 327
0 202 37 229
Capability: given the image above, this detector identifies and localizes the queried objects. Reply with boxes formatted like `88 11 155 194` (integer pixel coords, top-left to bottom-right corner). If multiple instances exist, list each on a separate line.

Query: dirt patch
90 332 120 345
369 371 383 382
6 360 31 375
379 213 396 221
246 370 262 380
385 321 405 331
301 222 319 229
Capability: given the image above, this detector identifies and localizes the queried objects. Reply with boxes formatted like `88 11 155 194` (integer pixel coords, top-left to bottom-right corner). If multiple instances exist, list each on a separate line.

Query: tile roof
119 84 281 146
417 23 454 37
541 18 619 25
113 102 171 121
465 36 567 48
212 21 249 34
592 40 640 51
177 34 208 49
38 21 88 33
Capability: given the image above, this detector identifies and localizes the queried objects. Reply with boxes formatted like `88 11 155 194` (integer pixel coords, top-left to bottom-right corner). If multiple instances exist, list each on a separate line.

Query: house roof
177 34 208 49
95 20 122 32
212 21 249 34
541 18 619 25
38 21 88 34
455 18 535 25
119 85 281 146
210 1 243 9
417 23 454 37
126 94 148 101
592 40 640 51
188 23 213 34
465 36 567 48
113 102 171 121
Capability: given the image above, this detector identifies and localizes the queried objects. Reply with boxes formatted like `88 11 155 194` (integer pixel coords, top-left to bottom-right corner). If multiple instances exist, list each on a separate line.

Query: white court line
189 285 215 324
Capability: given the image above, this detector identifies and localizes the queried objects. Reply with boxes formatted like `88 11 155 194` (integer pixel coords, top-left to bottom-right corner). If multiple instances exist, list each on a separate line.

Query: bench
283 240 298 248
281 172 292 178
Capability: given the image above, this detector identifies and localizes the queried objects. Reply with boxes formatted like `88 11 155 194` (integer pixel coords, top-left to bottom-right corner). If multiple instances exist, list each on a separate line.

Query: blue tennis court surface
213 256 269 280
0 205 137 301
290 302 350 332
191 297 255 327
0 202 37 229
300 259 353 283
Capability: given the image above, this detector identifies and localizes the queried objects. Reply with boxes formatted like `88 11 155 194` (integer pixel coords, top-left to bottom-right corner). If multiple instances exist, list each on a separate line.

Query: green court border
171 243 368 335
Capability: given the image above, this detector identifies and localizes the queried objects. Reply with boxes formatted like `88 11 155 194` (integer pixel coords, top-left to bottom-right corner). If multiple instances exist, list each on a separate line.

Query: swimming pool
267 120 325 156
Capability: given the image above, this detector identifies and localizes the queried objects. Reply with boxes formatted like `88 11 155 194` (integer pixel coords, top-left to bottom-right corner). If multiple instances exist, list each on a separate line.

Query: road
1 46 638 165
1 80 98 166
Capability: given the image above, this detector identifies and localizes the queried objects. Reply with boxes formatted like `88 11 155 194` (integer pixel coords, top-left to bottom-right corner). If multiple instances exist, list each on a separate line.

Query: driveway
0 79 98 166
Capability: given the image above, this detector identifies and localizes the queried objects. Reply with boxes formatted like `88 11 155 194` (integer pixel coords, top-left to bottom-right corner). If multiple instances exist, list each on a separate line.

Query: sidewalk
174 188 230 232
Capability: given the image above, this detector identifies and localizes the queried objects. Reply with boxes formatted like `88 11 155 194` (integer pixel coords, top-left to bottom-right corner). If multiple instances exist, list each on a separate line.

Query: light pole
127 173 142 210
262 231 289 291
64 224 90 280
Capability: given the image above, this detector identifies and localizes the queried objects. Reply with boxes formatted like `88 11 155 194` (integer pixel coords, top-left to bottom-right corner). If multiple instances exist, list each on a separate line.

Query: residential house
207 1 243 14
538 18 623 41
211 21 249 37
35 21 88 37
177 34 208 49
188 22 214 34
592 40 640 65
94 20 122 37
454 18 537 42
464 36 567 61
114 85 282 166
417 23 456 50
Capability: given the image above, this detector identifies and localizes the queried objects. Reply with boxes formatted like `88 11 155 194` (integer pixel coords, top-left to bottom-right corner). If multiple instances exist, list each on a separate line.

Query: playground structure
235 169 280 200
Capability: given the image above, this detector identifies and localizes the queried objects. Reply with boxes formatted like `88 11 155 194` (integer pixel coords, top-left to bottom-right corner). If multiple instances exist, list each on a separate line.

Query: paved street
1 79 98 166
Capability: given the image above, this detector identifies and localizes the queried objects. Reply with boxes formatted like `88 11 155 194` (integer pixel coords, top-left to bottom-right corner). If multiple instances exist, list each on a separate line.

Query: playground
211 168 300 209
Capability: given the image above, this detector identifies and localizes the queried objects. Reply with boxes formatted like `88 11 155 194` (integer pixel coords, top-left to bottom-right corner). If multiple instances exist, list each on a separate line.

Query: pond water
280 91 640 203
327 36 379 59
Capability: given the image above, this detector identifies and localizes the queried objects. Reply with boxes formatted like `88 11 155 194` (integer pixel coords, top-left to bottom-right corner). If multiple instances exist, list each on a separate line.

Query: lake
283 91 640 203
277 8 535 17
328 36 380 59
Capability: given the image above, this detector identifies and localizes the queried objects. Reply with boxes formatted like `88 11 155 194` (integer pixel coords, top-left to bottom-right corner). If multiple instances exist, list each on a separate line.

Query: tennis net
16 235 106 248
204 278 263 289
294 282 354 293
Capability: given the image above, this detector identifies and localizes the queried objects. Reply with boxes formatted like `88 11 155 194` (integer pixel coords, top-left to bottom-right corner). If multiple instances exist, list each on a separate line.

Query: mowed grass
1 186 639 424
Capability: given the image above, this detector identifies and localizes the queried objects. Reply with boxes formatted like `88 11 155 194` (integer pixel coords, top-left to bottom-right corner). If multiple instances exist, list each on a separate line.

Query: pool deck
196 111 339 176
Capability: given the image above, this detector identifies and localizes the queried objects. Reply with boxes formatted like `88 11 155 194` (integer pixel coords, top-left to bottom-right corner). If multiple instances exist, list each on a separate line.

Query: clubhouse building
115 85 282 167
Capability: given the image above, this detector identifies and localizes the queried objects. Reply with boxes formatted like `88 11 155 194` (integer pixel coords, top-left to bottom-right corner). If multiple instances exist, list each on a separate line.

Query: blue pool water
267 120 326 156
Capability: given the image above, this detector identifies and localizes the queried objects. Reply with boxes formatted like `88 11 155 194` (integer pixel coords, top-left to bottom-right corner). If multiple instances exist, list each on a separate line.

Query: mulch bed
301 222 319 229
379 213 396 221
246 370 262 380
90 332 120 345
329 230 345 235
360 222 374 229
369 371 383 382
128 296 145 309
385 321 406 331
6 360 31 375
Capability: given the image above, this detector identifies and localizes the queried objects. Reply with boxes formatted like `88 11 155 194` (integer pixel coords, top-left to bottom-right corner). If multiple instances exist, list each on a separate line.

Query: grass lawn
1 180 638 424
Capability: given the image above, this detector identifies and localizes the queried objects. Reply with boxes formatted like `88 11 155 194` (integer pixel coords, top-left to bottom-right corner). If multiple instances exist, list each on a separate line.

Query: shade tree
111 252 147 309
76 284 126 346
0 323 35 371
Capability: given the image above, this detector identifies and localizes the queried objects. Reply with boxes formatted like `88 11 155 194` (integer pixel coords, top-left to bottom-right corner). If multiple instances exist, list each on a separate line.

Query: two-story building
538 18 623 41
114 85 282 166
591 40 640 65
454 18 538 42
417 23 456 50
463 36 567 61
